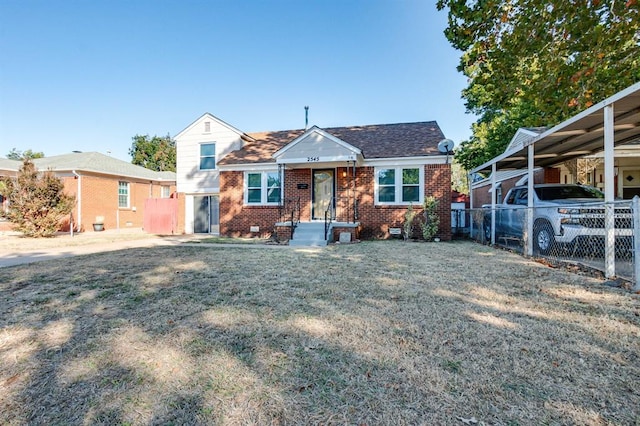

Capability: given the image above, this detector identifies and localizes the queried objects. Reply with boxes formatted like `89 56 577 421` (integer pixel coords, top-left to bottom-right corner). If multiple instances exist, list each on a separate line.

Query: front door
194 195 219 233
312 170 334 220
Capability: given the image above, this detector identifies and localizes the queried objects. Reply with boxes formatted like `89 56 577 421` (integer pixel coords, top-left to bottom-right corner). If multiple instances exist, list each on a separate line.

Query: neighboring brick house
471 169 546 208
176 113 452 242
0 152 178 233
0 159 18 230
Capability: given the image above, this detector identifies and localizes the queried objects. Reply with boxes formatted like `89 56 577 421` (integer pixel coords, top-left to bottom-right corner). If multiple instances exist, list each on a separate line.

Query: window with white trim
118 181 130 208
245 171 281 205
161 185 171 198
199 143 216 170
375 167 424 205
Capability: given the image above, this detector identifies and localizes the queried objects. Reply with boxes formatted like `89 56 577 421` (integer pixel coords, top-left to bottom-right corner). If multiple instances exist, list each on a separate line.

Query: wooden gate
144 198 178 234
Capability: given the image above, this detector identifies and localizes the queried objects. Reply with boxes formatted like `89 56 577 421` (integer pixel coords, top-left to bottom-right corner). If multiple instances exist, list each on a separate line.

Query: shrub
403 203 416 241
1 159 75 237
421 196 440 241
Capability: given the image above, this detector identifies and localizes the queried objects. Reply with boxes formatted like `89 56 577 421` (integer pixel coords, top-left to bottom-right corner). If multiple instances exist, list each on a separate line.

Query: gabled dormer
273 126 363 167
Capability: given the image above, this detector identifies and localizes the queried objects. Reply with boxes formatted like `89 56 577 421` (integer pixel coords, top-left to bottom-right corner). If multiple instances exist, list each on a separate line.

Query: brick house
176 113 452 243
0 152 178 233
0 159 18 228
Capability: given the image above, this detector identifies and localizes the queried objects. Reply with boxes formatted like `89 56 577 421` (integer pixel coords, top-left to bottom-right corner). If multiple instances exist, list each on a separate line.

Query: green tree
1 159 75 237
437 0 640 170
7 148 45 160
129 134 177 172
451 159 469 194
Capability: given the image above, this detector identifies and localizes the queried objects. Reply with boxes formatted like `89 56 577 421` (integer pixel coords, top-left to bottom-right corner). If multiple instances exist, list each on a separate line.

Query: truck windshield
535 186 604 200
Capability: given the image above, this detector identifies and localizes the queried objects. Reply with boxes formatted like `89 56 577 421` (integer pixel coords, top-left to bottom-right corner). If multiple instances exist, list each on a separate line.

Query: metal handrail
279 197 301 239
324 197 361 240
324 202 334 240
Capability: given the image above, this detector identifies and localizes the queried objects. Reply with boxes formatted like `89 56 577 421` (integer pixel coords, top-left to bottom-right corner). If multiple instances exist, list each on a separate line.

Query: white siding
184 194 195 233
176 114 245 194
283 133 354 159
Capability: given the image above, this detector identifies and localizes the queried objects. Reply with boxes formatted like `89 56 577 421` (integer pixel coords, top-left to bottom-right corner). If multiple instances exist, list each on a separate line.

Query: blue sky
0 0 474 162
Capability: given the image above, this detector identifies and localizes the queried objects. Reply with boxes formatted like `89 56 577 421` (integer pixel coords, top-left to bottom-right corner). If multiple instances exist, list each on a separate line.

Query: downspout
72 170 81 232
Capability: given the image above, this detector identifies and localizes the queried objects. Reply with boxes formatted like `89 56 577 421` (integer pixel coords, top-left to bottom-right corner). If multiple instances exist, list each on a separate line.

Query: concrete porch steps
289 222 327 247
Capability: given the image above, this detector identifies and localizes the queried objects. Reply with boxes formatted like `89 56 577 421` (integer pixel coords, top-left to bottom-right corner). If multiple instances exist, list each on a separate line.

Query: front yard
1 241 638 425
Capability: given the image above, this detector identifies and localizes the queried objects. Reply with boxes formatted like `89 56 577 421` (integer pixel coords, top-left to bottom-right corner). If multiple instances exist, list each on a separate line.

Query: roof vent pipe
304 105 309 130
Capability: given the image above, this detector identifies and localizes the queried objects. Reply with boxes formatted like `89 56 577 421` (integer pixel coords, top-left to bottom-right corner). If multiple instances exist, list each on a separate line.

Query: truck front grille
578 208 633 229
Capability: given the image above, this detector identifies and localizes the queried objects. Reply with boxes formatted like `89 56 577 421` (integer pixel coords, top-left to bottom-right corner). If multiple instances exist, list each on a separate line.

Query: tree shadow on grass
1 242 639 425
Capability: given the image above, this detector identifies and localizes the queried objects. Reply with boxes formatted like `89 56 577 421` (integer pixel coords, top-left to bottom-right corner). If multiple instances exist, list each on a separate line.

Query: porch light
342 170 347 177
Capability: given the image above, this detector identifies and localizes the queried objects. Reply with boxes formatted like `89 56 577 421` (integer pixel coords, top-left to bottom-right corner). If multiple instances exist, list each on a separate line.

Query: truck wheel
534 223 555 255
483 219 491 242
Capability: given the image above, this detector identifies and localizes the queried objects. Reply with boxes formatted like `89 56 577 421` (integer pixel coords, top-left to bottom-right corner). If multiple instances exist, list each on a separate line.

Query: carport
470 82 640 285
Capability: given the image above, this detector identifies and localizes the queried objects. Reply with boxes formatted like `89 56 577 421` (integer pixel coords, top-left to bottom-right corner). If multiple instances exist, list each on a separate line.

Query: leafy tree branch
437 0 640 170
129 134 176 172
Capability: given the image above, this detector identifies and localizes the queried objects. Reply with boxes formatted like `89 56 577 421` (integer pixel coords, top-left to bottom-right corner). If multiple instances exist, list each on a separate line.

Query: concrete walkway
0 232 300 268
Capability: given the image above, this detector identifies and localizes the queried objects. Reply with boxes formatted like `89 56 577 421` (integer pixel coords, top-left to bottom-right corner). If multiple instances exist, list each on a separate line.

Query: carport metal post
491 163 496 245
604 103 615 278
633 196 640 291
526 144 534 256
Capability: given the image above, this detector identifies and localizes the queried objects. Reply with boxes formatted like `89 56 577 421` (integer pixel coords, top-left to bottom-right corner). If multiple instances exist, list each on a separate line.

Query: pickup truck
483 184 632 255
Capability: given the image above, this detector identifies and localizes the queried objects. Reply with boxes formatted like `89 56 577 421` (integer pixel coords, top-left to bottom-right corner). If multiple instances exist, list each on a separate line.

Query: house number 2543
307 156 319 162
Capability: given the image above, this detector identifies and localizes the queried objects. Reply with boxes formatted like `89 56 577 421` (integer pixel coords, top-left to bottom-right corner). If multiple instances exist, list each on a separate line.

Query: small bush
1 159 75 237
421 196 440 241
403 204 416 241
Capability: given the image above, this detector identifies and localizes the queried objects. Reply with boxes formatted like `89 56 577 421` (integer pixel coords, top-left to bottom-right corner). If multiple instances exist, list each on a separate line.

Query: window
161 185 171 198
515 189 528 205
378 169 395 202
375 167 423 205
204 121 211 132
402 168 420 202
118 181 130 208
245 171 281 205
200 143 216 170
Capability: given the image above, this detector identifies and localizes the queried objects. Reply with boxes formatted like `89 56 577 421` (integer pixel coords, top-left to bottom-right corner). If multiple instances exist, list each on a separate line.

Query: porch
275 220 361 246
275 172 361 245
271 127 363 245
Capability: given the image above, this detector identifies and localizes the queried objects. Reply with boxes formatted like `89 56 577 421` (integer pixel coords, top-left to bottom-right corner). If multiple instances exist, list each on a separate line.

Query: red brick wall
3 171 177 233
59 174 177 232
285 169 312 220
355 164 451 240
220 171 282 238
220 164 452 241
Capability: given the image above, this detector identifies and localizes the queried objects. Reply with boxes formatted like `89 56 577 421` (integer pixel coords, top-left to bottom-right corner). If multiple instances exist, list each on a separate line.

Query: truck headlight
558 208 580 214
561 217 581 225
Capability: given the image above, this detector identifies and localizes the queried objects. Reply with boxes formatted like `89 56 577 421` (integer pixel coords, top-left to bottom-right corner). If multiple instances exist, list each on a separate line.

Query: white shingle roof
0 158 20 172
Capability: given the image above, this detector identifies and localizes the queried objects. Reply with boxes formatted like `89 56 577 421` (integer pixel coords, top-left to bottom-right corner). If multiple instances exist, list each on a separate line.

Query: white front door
312 170 334 220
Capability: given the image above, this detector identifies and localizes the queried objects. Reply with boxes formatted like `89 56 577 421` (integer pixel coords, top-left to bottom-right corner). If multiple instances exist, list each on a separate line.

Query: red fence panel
144 198 178 234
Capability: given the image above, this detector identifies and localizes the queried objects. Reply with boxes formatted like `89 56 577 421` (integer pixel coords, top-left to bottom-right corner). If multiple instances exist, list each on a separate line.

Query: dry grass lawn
1 229 164 252
1 240 639 425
